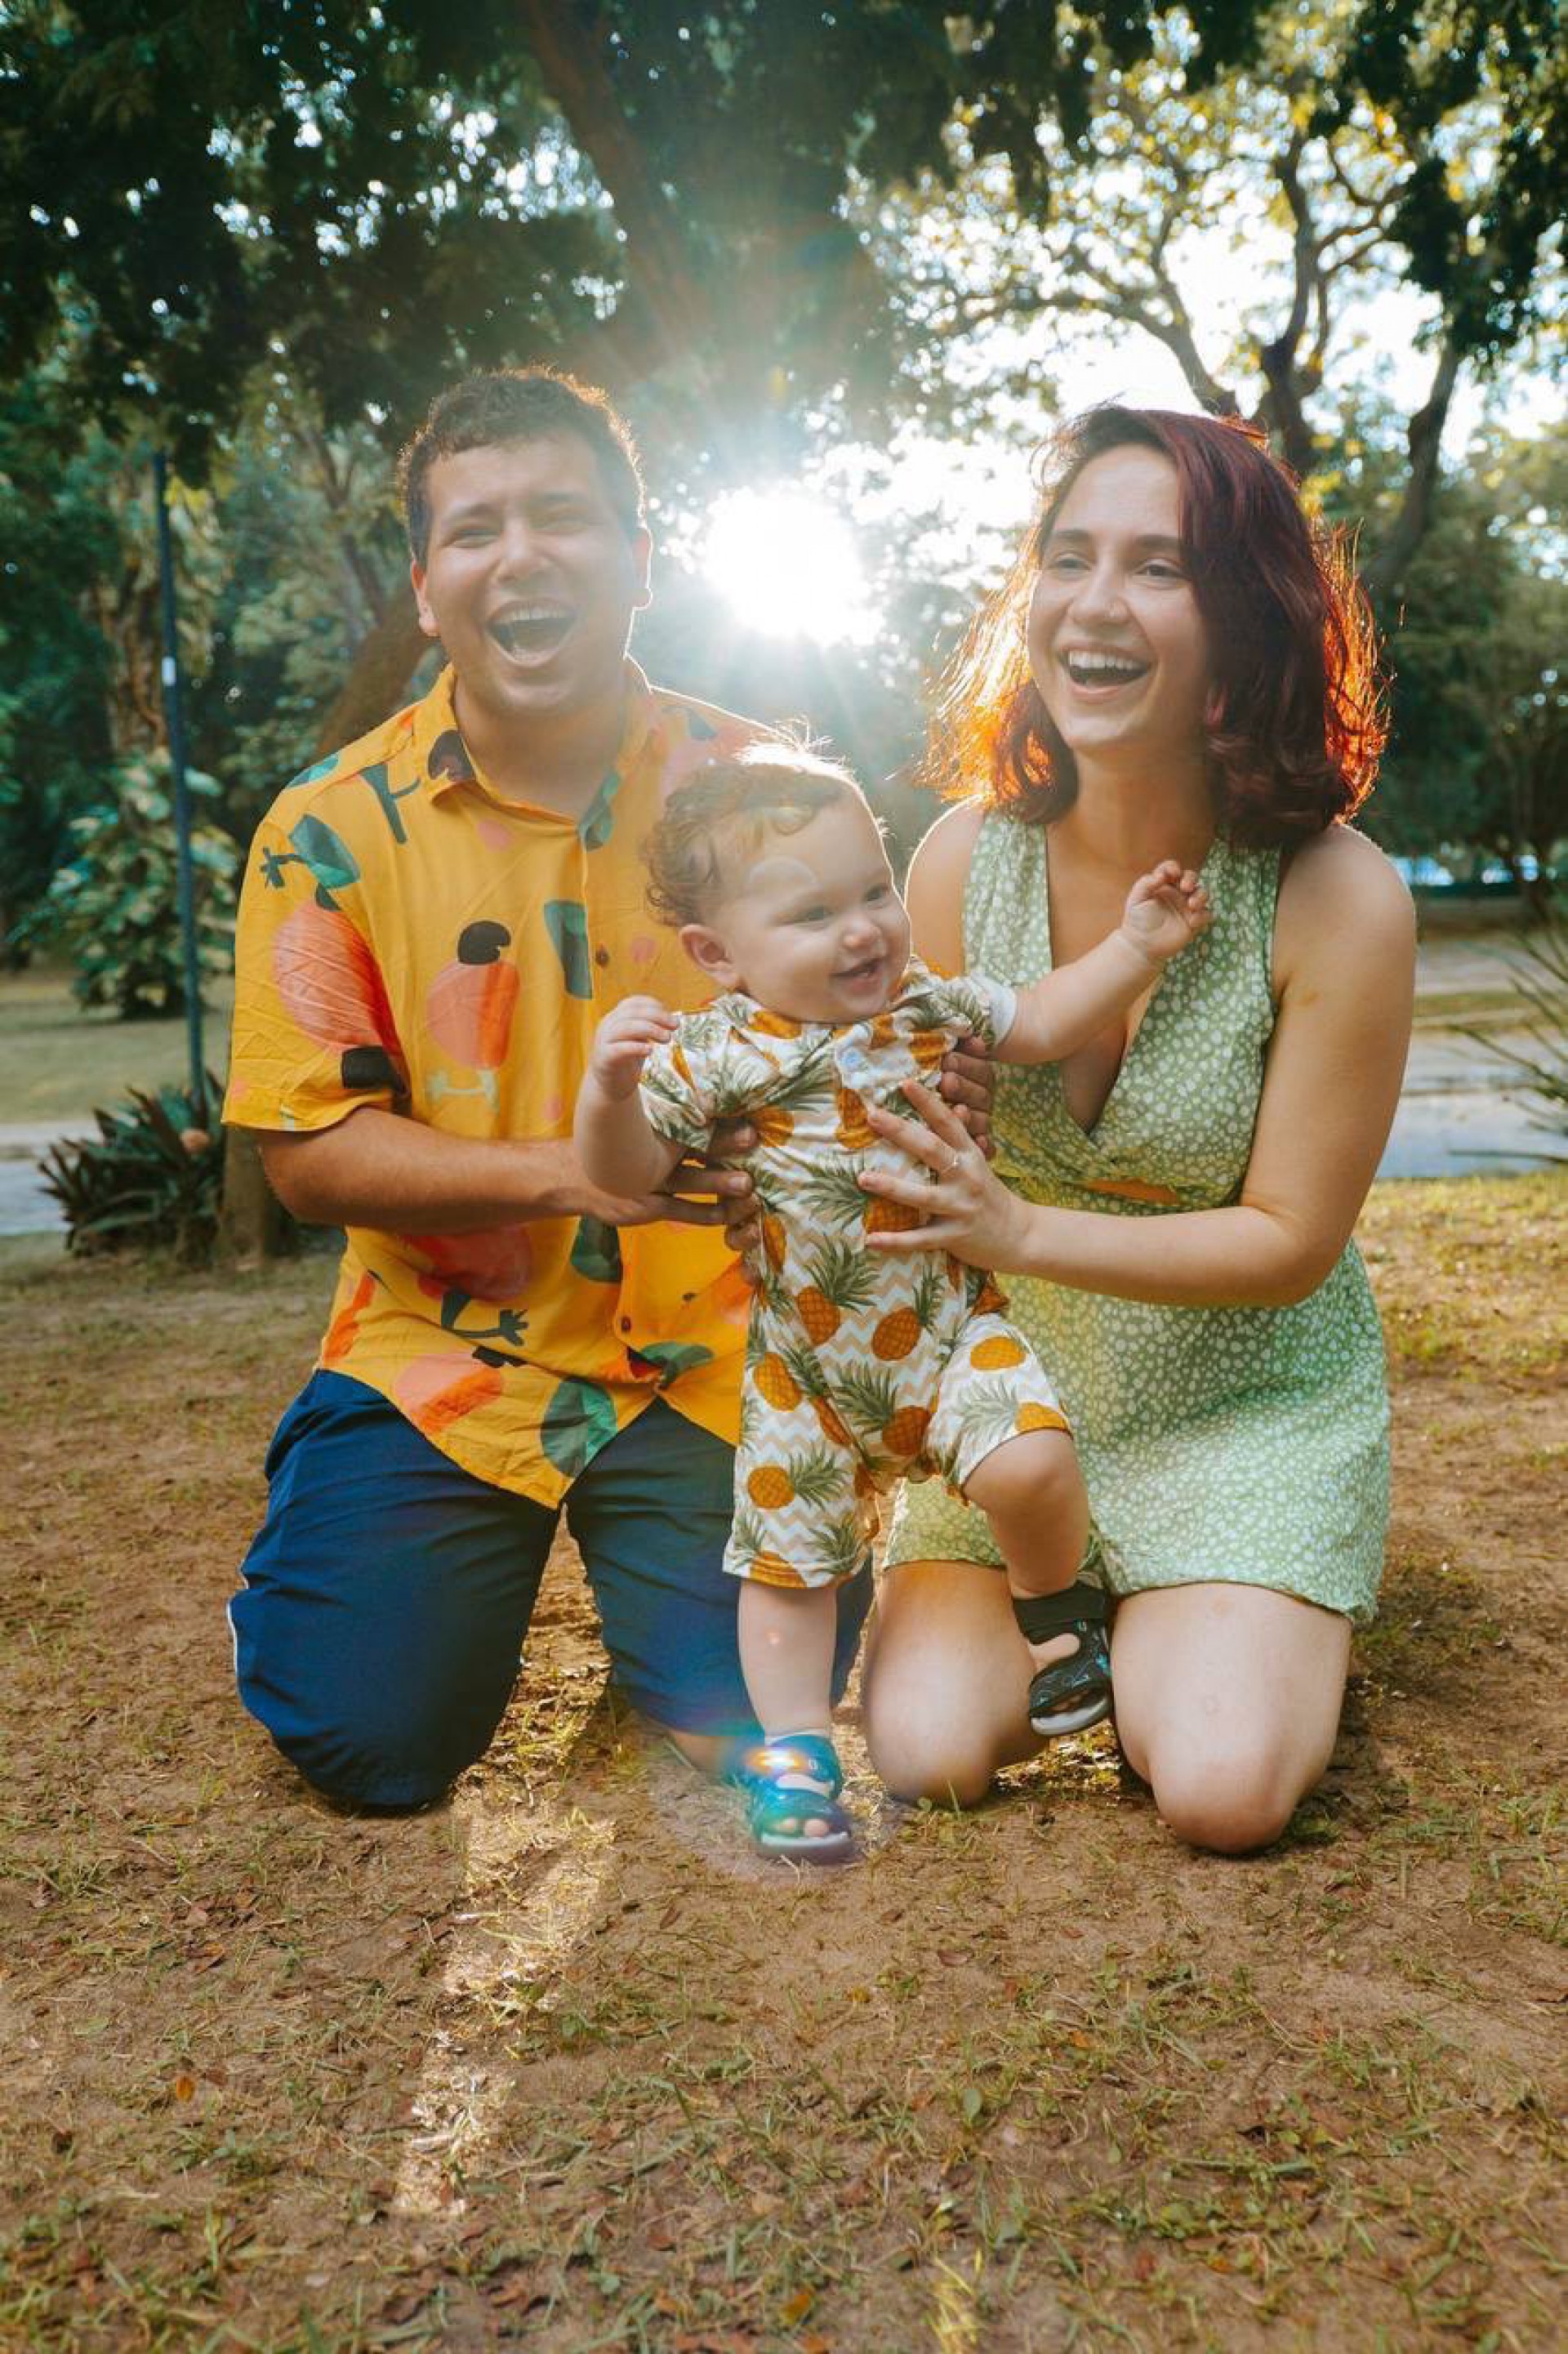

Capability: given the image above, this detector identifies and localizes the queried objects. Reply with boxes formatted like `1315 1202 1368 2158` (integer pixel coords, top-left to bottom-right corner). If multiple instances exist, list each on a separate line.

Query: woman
856 405 1414 1854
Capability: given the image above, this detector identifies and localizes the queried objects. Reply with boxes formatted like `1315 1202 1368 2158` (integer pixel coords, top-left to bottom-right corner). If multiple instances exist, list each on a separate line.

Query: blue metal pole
152 450 207 1117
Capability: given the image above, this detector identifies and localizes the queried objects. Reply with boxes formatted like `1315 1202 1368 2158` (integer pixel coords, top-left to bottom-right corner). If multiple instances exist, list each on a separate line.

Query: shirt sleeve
222 806 408 1134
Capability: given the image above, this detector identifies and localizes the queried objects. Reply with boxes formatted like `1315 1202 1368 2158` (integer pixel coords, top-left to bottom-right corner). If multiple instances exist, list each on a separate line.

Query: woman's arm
864 830 1415 1309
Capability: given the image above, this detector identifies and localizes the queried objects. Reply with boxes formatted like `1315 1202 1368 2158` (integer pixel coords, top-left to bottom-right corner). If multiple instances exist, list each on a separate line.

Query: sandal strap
1012 1578 1109 1644
742 1731 844 1801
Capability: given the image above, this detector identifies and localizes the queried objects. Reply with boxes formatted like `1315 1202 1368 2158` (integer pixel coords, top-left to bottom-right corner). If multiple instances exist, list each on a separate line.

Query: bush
42 750 238 1016
38 1079 225 1259
1460 899 1568 1158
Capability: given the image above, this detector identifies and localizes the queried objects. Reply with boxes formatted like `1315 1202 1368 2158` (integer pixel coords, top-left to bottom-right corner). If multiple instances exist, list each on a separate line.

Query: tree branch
1364 330 1466 604
516 0 715 363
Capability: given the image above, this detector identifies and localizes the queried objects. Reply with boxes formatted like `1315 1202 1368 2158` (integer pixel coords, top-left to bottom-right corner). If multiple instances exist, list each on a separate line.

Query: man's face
411 434 651 746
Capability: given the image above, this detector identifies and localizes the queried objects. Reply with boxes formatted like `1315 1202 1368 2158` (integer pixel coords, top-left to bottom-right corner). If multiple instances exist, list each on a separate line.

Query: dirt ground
2 1172 1563 2352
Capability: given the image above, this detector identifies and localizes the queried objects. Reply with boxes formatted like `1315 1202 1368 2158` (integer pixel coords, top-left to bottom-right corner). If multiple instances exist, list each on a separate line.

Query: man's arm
257 1106 727 1233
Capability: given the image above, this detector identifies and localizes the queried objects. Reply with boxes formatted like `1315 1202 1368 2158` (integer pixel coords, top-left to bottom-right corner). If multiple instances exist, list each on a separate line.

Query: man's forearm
256 1108 600 1232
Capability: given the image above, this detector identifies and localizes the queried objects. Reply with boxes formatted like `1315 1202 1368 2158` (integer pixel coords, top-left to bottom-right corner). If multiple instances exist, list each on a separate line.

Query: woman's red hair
927 407 1386 845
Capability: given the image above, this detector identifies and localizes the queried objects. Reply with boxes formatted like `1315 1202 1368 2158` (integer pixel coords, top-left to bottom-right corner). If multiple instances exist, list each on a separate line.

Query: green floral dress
884 815 1390 1623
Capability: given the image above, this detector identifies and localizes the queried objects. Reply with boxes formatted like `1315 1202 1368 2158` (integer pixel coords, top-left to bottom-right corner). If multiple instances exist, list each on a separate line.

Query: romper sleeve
223 805 408 1135
639 1013 731 1157
927 971 1018 1049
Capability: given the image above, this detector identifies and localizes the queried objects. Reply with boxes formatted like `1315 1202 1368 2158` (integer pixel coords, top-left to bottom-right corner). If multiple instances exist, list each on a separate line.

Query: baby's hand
589 996 677 1099
1118 861 1211 966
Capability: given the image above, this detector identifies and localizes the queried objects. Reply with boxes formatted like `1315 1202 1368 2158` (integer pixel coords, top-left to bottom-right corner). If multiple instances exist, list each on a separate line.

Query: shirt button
620 1317 632 1332
595 946 610 967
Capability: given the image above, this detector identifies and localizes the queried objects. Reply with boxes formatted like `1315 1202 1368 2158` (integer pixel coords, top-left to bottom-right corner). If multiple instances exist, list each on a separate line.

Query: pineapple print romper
639 961 1071 1590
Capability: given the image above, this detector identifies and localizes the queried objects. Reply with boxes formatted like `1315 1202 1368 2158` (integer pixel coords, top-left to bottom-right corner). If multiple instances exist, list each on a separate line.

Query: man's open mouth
1062 649 1150 689
489 606 574 659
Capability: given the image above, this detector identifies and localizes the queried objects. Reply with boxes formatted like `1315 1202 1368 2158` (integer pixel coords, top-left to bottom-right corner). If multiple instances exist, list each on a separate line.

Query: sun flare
701 487 875 644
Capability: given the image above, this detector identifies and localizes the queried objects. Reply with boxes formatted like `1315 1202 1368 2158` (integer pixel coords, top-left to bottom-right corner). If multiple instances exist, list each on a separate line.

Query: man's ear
679 923 740 989
411 558 441 641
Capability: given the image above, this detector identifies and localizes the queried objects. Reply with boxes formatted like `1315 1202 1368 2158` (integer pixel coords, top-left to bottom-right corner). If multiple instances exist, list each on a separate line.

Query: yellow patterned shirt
224 662 758 1502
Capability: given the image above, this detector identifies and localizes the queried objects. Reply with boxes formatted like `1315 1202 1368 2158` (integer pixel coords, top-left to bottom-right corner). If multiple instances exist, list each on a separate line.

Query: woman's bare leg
862 1563 1352 1852
861 1558 1042 1806
1110 1585 1352 1854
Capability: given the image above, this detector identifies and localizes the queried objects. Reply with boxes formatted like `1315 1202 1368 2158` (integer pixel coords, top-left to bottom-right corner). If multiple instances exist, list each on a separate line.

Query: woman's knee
863 1714 1000 1811
861 1560 1036 1808
1145 1739 1305 1855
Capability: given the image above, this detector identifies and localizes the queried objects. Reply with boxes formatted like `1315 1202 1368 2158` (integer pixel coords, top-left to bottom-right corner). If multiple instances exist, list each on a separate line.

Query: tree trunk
1364 336 1464 607
313 592 430 759
217 1124 293 1264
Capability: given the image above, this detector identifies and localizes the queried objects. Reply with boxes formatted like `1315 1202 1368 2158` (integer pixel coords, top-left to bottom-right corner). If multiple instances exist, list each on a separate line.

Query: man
225 368 874 1808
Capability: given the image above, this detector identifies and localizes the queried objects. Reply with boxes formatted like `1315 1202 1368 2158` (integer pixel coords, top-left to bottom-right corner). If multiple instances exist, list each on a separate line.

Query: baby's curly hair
644 744 865 928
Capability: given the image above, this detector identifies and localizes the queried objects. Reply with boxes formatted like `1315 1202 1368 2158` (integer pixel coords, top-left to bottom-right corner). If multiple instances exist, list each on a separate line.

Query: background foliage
0 1 1561 996
42 753 238 1016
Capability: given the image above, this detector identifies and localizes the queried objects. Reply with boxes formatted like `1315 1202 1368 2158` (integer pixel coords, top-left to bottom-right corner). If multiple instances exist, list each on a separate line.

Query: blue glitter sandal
1013 1581 1113 1737
738 1732 855 1865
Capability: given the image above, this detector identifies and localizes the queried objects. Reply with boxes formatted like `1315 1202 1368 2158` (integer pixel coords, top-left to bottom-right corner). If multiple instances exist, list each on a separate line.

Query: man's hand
1119 861 1211 967
588 994 677 1099
586 1119 759 1234
938 1033 996 1159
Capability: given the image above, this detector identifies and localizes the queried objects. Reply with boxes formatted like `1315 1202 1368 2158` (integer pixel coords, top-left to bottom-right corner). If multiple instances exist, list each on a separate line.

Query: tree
1365 426 1568 882
862 2 1563 603
1 1 1321 744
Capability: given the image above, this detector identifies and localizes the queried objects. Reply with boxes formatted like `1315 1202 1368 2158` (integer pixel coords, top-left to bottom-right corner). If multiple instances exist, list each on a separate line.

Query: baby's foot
739 1731 856 1864
1012 1583 1113 1737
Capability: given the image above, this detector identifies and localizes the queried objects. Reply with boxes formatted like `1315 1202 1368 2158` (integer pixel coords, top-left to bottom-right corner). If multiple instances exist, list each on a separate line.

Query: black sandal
1013 1581 1112 1737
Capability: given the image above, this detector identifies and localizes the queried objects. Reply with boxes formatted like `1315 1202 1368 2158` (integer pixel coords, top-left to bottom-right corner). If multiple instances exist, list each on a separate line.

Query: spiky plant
37 1077 226 1260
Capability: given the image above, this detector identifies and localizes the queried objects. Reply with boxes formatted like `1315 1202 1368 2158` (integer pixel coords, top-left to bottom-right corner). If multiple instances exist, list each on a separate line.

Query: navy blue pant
229 1372 873 1808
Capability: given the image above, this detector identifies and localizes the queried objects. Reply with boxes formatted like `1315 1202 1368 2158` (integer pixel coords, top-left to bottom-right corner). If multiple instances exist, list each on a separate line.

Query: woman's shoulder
1276 824 1416 979
904 802 991 972
907 800 988 880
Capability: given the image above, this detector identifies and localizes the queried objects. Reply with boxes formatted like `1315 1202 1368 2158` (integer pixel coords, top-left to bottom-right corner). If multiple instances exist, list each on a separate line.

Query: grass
0 961 231 1126
0 1084 1563 2345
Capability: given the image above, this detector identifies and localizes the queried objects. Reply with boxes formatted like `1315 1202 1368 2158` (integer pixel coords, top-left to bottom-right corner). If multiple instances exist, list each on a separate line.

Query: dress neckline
1039 825 1222 1146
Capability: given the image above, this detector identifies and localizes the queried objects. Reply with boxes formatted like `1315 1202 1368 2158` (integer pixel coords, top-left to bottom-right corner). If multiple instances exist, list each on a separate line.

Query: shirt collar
411 661 657 823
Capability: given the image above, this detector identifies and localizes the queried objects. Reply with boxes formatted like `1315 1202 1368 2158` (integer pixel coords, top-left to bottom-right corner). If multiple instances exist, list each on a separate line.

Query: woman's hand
937 1035 996 1157
862 1080 1033 1269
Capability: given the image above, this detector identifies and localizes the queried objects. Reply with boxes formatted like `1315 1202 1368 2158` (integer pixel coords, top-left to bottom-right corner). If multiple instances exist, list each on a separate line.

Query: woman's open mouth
1061 649 1150 691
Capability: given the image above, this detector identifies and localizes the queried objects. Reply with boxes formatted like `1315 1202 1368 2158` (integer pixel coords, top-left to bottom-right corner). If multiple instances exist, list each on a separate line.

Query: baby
574 747 1209 1862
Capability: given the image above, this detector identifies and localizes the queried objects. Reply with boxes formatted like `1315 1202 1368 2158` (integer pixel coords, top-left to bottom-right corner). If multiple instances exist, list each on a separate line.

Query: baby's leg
964 1433 1111 1737
739 1580 839 1741
736 1580 854 1857
962 1428 1088 1606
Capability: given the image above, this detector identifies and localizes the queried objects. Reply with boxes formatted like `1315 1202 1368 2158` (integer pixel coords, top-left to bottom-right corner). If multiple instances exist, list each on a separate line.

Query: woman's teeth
1065 650 1148 686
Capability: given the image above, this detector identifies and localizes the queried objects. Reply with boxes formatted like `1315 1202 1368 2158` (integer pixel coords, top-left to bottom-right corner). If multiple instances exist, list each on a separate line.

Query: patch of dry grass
2 1175 1564 2350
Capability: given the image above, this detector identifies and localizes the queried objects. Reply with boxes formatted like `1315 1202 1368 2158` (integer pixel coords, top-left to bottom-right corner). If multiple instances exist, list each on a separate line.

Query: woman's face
1027 445 1210 779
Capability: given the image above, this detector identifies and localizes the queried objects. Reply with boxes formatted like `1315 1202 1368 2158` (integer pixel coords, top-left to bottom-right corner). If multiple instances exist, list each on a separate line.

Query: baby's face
694 796 912 1025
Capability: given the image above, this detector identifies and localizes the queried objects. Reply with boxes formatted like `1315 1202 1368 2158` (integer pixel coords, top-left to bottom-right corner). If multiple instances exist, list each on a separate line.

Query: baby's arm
998 860 1210 1066
574 996 688 1197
